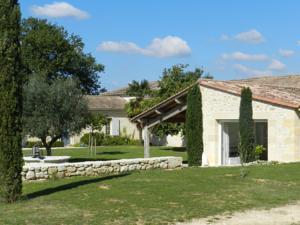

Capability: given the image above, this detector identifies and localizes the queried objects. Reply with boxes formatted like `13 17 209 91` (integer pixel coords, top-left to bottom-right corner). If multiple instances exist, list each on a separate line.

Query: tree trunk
46 145 52 156
41 137 52 156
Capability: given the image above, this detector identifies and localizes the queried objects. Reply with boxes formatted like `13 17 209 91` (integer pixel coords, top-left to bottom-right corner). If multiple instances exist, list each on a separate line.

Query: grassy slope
1 163 300 225
22 145 187 162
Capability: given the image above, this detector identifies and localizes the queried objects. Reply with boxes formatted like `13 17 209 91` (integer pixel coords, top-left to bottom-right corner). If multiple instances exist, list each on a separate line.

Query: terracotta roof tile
200 79 300 109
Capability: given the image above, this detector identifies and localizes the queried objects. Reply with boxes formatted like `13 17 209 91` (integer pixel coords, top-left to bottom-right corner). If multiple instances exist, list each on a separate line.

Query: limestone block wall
150 133 185 147
22 157 182 181
201 85 300 166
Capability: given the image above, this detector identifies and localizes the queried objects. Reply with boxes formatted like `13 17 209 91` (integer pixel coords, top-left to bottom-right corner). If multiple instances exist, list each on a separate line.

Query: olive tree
23 76 89 155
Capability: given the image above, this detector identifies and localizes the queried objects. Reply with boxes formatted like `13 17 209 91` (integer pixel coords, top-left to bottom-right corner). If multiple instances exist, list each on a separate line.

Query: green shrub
103 135 131 146
254 145 266 160
25 141 43 148
51 141 64 147
80 132 140 146
24 140 64 148
72 143 82 147
80 132 105 146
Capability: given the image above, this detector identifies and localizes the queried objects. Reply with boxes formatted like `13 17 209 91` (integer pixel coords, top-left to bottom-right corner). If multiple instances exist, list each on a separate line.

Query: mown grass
23 145 188 162
1 163 300 224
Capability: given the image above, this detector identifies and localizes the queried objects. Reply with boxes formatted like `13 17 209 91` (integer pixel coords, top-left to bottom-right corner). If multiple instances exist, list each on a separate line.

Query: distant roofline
102 81 159 97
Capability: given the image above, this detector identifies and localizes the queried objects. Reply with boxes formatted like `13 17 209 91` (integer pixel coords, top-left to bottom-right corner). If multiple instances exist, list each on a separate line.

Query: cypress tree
239 87 255 163
186 85 203 166
0 0 23 203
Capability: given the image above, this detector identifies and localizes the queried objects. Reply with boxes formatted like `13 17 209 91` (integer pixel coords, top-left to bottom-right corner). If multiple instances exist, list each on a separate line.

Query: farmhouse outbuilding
132 76 300 166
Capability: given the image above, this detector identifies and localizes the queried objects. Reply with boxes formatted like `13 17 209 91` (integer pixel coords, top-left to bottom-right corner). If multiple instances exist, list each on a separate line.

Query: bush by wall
24 141 64 148
80 133 140 146
80 132 105 146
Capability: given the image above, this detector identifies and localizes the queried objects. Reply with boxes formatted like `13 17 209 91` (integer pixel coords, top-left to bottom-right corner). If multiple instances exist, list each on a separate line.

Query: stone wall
22 157 182 181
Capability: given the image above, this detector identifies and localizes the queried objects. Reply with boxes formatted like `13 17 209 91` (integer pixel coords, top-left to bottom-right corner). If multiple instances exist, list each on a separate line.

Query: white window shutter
111 118 120 136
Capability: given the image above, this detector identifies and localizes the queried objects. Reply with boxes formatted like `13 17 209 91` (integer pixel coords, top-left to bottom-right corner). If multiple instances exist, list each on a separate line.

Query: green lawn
23 145 187 162
1 163 300 224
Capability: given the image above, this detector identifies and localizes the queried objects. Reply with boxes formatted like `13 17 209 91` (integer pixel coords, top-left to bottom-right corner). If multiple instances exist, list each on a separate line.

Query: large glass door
222 122 240 165
221 121 268 165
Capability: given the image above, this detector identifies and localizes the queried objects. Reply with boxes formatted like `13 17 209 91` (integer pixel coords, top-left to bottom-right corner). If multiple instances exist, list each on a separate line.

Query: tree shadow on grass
25 173 130 200
97 151 128 155
68 151 128 162
160 147 186 152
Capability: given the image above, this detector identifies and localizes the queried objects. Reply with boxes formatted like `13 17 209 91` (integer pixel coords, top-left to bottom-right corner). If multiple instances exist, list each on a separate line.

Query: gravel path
176 202 300 225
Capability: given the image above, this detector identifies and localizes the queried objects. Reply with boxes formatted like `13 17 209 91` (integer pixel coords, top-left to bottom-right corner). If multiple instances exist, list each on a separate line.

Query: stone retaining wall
22 157 182 181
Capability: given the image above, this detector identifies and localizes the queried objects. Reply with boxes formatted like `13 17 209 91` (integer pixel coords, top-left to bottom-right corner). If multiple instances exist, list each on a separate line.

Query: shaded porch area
131 87 190 158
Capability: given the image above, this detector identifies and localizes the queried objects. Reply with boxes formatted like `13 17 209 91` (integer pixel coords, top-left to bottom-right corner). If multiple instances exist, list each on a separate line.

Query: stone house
68 95 139 145
132 75 300 166
68 81 185 146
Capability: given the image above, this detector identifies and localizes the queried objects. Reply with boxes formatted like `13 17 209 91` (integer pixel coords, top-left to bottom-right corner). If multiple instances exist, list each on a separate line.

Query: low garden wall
22 157 182 181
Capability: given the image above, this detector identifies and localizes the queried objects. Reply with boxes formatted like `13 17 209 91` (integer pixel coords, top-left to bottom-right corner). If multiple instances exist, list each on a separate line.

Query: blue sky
20 0 300 91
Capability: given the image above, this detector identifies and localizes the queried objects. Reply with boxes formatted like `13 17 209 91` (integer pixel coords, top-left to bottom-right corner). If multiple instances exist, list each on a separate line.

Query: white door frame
218 119 268 165
219 120 239 166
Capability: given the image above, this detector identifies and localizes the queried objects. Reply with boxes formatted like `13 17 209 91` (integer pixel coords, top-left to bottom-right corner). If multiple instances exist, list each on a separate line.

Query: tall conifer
239 87 255 163
186 85 203 166
0 0 23 202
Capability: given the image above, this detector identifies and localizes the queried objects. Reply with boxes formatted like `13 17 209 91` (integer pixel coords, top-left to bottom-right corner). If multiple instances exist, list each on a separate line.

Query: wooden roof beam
174 98 184 105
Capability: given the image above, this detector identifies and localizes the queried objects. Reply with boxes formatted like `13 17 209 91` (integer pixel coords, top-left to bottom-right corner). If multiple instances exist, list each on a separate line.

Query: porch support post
143 126 150 158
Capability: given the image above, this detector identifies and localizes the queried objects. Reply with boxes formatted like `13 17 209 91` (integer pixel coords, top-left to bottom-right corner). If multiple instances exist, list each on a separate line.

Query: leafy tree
151 65 204 137
86 113 108 134
125 79 153 118
186 85 203 166
85 112 108 151
0 0 23 203
23 76 88 155
126 79 151 100
125 65 209 138
21 17 105 95
239 87 255 163
158 65 203 100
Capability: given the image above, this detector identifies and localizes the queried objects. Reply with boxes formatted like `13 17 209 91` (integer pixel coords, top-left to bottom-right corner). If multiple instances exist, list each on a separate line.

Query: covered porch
131 86 190 158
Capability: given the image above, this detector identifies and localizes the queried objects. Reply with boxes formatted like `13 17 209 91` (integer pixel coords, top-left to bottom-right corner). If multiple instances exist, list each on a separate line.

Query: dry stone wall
22 157 182 181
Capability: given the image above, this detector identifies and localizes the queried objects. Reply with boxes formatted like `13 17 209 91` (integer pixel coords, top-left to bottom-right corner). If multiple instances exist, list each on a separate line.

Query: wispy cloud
221 29 265 44
31 2 90 19
278 49 294 57
220 34 230 41
268 59 286 70
221 52 268 61
233 64 272 77
97 36 191 58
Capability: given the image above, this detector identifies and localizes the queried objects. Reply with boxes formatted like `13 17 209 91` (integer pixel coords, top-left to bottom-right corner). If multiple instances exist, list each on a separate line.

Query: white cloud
221 29 265 44
233 64 272 77
278 49 294 57
98 41 142 54
268 59 286 70
297 41 300 45
31 2 90 19
222 52 268 61
97 36 191 58
234 29 265 44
